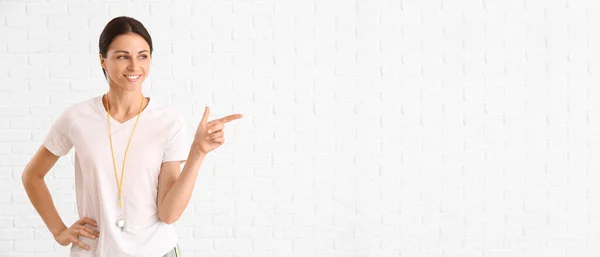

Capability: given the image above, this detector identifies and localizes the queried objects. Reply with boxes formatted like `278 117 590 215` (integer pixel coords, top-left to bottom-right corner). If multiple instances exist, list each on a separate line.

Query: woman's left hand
193 106 243 155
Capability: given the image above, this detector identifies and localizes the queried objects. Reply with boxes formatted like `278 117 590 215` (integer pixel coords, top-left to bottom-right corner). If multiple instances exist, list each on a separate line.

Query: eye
139 55 148 60
117 55 128 60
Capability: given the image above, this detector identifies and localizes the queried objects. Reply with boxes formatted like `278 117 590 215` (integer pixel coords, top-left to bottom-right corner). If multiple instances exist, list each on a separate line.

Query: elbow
161 216 179 225
158 210 180 225
21 171 35 193
21 171 27 184
21 169 33 187
21 169 42 188
161 216 177 225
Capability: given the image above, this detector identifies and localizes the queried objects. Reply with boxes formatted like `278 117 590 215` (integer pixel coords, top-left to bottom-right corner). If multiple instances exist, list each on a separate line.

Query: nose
127 58 139 72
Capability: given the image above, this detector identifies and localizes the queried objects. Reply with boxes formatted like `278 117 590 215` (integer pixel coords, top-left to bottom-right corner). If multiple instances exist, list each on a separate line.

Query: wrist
51 224 67 239
190 143 207 159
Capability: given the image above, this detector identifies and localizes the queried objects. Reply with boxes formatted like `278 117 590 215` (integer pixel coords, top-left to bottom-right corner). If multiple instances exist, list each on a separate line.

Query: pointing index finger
219 114 243 123
201 106 210 125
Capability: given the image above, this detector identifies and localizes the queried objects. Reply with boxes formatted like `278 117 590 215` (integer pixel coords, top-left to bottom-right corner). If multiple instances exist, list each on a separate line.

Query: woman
21 16 242 257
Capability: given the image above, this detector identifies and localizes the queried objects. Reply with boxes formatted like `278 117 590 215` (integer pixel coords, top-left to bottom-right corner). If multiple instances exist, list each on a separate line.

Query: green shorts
162 243 181 257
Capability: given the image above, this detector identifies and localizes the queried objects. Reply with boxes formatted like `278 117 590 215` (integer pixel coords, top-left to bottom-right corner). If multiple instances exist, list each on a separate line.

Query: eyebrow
113 50 149 54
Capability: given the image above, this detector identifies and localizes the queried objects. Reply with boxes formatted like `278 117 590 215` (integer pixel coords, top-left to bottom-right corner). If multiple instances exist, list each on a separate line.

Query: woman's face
99 33 151 92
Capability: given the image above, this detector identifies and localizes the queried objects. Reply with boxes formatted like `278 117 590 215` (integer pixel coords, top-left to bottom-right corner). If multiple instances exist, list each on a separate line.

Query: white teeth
125 75 140 79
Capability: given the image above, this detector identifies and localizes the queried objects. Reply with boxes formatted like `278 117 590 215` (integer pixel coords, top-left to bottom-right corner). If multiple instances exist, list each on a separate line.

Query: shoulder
46 96 100 137
147 100 186 129
70 96 98 113
53 96 99 123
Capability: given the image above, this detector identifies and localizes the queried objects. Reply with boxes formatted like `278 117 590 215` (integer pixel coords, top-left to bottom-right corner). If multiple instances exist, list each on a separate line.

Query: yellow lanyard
105 93 144 209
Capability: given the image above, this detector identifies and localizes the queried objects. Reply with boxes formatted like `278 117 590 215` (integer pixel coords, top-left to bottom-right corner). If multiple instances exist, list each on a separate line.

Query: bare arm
157 145 205 224
21 145 68 238
157 106 242 224
22 145 101 250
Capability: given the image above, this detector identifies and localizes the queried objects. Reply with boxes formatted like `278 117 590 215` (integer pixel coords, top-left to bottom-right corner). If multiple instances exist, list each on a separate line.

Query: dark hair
98 16 153 80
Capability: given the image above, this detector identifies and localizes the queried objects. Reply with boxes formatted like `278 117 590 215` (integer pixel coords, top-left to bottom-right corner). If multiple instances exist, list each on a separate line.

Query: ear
98 53 105 70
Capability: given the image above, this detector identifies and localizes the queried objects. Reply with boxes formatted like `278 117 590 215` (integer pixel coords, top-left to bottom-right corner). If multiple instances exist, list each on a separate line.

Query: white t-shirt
43 95 190 257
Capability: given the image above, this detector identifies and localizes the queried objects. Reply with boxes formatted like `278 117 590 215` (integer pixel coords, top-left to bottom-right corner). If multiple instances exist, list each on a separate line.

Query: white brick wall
0 0 598 256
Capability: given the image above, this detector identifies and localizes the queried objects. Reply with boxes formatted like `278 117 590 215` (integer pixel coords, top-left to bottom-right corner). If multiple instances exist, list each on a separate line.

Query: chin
122 79 144 88
118 83 143 92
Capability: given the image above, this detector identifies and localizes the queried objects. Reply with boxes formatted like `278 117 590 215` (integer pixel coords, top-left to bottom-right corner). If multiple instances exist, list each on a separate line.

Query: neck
104 88 145 116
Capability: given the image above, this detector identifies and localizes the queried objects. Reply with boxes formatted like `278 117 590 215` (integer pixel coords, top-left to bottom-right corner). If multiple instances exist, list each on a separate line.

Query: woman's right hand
54 217 99 250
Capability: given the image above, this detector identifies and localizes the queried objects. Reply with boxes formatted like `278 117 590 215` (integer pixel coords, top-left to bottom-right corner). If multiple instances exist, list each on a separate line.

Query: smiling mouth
124 75 141 79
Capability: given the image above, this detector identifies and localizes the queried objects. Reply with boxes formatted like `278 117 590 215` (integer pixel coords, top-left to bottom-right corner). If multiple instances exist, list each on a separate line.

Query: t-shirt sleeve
162 116 189 163
43 109 74 157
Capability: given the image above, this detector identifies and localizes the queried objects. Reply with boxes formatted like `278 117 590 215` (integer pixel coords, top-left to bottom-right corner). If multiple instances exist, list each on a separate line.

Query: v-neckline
98 95 151 126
